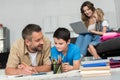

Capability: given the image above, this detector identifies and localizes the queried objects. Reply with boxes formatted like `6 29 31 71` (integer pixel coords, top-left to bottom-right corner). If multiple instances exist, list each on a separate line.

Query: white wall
0 0 117 45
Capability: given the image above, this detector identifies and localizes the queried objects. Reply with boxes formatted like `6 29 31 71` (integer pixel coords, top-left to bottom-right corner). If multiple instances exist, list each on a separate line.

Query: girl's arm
90 26 107 35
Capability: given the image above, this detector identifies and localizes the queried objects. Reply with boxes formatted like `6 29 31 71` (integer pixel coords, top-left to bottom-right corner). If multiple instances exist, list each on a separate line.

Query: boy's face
53 38 70 52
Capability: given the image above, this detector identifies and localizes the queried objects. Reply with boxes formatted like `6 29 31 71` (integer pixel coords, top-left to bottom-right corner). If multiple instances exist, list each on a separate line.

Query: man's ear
24 39 30 46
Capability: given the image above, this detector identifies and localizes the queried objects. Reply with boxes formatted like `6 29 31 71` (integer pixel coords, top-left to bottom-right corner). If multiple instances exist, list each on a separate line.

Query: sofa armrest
70 37 120 58
96 37 120 53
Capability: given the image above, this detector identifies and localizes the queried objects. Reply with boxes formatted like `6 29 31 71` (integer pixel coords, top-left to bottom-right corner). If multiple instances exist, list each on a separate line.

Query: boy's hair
53 27 70 42
95 8 104 22
22 24 42 40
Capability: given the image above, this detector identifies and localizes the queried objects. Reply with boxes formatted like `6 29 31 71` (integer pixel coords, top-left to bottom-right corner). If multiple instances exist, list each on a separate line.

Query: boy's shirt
51 43 81 65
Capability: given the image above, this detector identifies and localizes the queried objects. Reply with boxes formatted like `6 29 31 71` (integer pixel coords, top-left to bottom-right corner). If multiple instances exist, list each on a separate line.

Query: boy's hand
62 63 69 72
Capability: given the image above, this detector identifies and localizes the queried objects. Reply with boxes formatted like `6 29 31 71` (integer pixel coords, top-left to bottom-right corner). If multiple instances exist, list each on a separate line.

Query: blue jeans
90 35 101 46
75 34 93 56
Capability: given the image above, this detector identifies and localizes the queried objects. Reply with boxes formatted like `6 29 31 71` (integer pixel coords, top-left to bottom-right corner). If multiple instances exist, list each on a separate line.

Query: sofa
70 37 120 59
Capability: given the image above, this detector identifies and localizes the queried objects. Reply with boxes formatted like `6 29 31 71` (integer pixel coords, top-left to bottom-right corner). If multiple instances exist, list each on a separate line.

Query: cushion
96 37 120 53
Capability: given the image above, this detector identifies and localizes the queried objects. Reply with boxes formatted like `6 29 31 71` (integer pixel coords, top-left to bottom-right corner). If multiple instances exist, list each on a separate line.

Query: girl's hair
95 8 104 22
95 8 104 31
80 1 95 27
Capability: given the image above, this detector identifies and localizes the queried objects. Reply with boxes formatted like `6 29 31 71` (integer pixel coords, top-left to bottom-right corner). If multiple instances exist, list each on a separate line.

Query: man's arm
5 67 21 75
5 67 34 75
34 65 51 72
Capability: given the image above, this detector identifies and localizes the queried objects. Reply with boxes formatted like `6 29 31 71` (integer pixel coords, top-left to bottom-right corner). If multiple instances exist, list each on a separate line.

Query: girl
88 8 109 59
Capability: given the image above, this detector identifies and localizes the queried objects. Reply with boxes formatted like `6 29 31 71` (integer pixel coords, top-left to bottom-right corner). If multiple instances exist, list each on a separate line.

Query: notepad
32 72 47 76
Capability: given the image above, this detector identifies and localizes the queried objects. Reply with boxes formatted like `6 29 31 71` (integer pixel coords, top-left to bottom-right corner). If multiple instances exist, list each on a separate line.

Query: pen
21 62 29 66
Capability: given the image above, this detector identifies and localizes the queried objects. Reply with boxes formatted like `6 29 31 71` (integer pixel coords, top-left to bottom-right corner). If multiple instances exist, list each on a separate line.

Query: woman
75 1 96 57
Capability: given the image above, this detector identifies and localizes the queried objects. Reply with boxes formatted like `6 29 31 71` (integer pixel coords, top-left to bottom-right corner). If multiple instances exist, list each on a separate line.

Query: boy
51 27 81 72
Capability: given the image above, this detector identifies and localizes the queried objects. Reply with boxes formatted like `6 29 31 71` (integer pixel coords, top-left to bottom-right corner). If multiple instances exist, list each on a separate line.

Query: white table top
0 68 120 80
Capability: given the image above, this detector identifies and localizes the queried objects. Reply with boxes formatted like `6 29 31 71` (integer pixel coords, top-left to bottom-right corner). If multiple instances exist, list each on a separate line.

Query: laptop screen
70 21 88 34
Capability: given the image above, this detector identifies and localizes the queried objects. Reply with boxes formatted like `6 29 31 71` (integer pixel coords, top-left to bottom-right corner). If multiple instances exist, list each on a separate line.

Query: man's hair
53 27 70 42
22 24 42 40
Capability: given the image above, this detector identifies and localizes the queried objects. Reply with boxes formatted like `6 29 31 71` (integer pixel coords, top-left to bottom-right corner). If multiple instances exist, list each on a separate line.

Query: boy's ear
67 39 71 44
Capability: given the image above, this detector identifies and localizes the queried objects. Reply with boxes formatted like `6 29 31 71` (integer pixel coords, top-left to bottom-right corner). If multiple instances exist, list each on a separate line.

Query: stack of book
110 58 120 68
80 59 111 77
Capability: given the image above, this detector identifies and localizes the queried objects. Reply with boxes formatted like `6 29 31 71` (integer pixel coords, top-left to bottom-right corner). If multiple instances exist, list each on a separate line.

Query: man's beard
31 44 43 52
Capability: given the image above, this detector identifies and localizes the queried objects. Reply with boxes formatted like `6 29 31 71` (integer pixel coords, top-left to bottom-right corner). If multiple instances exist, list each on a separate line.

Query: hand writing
17 63 38 75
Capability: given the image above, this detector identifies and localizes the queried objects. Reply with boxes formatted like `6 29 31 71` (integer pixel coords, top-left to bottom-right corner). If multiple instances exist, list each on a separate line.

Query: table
0 69 120 80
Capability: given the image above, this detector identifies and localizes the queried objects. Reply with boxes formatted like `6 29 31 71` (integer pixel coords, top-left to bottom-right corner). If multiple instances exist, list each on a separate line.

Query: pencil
21 62 29 66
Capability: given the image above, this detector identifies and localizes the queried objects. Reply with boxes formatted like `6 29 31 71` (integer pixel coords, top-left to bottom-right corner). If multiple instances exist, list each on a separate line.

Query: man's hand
18 63 38 75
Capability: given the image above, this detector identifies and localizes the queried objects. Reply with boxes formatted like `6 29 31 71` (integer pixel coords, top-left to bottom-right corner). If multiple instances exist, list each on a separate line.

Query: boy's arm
62 60 80 72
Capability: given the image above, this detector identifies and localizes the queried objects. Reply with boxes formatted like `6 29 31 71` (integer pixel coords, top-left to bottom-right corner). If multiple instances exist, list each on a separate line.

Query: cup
53 63 62 74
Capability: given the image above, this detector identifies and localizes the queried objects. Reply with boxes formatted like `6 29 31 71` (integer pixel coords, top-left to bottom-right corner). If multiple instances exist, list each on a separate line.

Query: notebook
70 21 92 34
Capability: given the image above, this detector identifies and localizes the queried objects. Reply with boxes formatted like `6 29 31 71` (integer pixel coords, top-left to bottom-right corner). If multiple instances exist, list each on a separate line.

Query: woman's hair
95 8 104 22
80 1 95 27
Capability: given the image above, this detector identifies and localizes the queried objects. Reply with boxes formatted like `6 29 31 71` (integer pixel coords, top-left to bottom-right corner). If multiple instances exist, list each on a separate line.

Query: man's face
54 38 69 53
25 31 44 52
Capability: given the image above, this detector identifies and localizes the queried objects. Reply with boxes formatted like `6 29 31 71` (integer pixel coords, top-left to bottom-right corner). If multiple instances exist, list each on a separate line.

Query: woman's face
83 6 93 17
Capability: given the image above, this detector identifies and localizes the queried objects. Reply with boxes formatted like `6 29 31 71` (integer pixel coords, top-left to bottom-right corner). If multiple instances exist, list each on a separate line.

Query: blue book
82 62 107 67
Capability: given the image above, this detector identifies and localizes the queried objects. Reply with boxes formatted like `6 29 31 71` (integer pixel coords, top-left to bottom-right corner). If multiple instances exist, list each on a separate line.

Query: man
5 24 51 75
51 27 81 72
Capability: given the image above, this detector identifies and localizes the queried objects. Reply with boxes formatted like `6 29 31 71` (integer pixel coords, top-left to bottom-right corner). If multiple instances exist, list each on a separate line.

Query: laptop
70 21 92 34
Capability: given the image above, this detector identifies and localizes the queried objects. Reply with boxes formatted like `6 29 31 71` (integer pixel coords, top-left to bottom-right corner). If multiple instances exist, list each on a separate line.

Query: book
110 58 120 68
80 59 111 77
81 59 109 64
80 66 110 71
80 72 111 77
80 70 110 75
80 67 111 77
82 62 107 67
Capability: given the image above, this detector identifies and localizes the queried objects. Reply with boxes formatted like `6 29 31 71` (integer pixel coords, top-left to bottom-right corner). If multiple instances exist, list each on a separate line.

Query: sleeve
51 47 58 60
6 42 20 68
73 46 81 60
102 20 109 27
43 37 51 65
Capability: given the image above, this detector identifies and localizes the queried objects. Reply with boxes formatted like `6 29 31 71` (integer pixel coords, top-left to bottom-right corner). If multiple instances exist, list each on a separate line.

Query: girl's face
93 11 98 22
54 38 69 53
83 6 93 17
